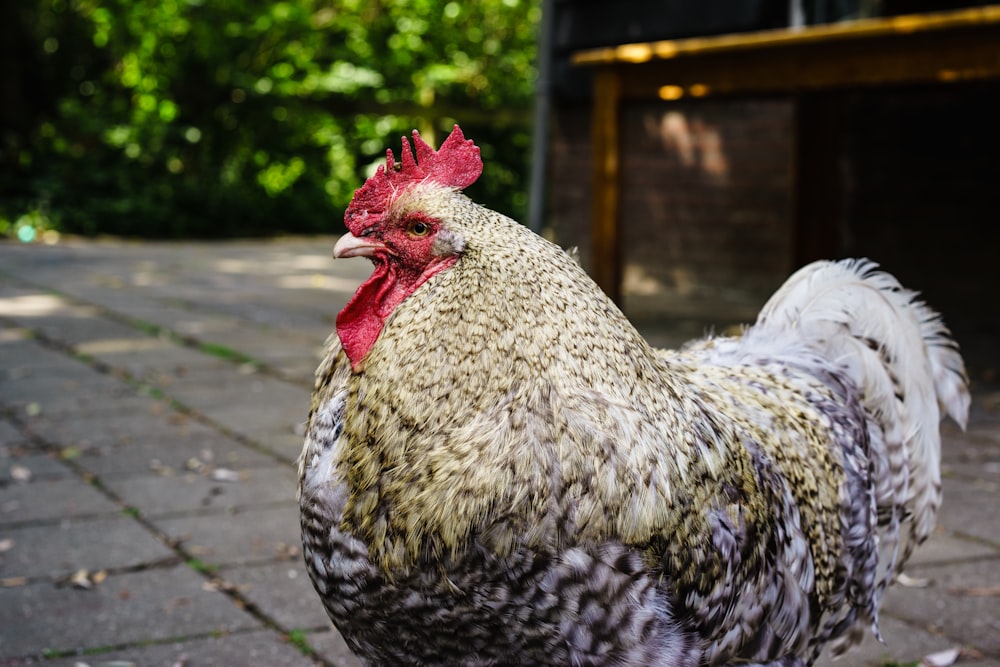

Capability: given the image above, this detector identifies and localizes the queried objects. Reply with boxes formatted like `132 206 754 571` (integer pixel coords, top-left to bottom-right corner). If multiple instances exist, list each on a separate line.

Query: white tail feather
753 259 969 655
755 258 970 569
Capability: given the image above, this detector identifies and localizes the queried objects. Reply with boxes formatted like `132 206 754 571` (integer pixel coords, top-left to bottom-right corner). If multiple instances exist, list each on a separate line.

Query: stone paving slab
0 566 260 657
0 565 260 656
908 530 1000 566
0 417 29 446
79 338 236 385
220 329 326 381
886 557 1000 656
1 515 176 580
936 475 1000 548
68 428 278 478
814 614 971 667
40 629 323 667
164 370 308 423
304 629 365 667
152 504 302 567
23 409 216 451
0 477 122 526
14 309 147 349
220 559 332 631
190 396 308 448
0 452 74 482
101 466 297 517
0 375 170 419
0 337 94 374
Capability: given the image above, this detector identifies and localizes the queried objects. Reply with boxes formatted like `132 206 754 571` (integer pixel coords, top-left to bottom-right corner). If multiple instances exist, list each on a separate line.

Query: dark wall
549 98 795 325
839 85 1000 378
547 84 1000 378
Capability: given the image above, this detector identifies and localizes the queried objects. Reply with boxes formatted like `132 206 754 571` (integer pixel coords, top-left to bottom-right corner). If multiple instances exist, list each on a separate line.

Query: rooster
298 125 970 666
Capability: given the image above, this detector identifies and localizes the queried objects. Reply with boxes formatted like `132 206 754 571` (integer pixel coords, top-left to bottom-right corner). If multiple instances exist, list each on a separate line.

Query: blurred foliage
0 0 540 238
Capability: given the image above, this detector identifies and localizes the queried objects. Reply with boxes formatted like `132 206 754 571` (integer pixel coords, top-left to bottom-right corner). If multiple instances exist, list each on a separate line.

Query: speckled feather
298 130 969 666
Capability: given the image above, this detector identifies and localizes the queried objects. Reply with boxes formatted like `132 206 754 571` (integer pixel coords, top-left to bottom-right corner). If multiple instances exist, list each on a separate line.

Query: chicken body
298 128 969 666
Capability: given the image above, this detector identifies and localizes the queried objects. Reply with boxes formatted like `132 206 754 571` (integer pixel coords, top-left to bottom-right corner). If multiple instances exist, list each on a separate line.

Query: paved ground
0 236 997 667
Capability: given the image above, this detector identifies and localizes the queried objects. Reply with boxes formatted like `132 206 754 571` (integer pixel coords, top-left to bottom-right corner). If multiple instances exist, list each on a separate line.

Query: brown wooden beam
574 6 1000 99
614 31 1000 99
590 67 623 303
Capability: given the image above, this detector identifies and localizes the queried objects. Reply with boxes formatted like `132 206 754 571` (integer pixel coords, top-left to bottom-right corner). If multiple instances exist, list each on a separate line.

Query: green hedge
0 0 539 239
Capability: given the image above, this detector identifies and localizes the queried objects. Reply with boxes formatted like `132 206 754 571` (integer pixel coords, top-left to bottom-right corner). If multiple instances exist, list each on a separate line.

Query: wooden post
591 66 623 303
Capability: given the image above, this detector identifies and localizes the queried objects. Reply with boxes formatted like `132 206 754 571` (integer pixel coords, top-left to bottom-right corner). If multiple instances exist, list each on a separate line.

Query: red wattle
336 263 392 370
335 256 457 370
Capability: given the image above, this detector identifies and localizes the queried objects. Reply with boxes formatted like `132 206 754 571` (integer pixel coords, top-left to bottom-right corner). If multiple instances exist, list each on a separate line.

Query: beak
333 233 384 259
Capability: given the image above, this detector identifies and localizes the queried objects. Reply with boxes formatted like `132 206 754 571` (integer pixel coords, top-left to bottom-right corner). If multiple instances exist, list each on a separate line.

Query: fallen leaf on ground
69 568 93 589
201 578 239 593
898 572 931 588
63 568 107 590
275 542 300 560
163 595 192 611
60 446 82 460
920 648 960 666
184 457 207 473
211 467 241 482
149 458 168 472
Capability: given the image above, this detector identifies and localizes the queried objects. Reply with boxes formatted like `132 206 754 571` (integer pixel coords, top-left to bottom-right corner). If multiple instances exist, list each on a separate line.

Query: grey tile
220 560 331 631
886 557 1000 655
936 476 1000 548
0 565 259 656
0 515 174 580
72 430 276 478
0 477 120 525
0 452 74 482
41 629 320 667
153 504 301 567
101 467 297 516
305 629 364 667
814 614 958 667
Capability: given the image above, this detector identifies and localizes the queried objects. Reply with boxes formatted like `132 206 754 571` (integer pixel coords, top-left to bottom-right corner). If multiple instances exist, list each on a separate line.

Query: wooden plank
573 5 1000 67
614 31 1000 98
572 6 1000 97
590 68 623 302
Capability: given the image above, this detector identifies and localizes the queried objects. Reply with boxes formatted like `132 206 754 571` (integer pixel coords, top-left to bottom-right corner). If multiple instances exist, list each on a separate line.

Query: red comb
344 125 482 233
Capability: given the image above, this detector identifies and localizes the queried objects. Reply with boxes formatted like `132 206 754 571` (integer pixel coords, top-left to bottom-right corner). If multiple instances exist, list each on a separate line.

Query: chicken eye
408 220 431 237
